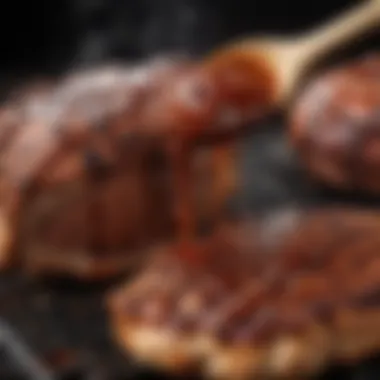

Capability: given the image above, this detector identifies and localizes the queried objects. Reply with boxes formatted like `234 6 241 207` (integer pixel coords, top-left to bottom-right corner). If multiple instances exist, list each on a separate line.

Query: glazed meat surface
290 54 380 193
108 208 380 379
0 57 236 280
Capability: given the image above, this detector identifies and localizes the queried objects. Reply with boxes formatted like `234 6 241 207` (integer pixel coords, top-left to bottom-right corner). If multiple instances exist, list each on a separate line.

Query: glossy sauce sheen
0 57 242 277
290 54 380 193
115 209 380 343
169 48 276 259
0 47 281 277
204 48 276 132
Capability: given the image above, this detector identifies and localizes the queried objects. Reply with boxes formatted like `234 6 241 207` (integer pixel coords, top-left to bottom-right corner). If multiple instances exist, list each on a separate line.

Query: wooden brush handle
297 0 380 64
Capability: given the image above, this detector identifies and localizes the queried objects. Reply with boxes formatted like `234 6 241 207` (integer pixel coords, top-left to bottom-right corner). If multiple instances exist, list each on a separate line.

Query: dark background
0 0 377 76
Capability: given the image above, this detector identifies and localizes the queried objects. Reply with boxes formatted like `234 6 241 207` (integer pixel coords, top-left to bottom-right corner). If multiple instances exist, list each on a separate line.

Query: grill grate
0 272 139 380
0 255 379 379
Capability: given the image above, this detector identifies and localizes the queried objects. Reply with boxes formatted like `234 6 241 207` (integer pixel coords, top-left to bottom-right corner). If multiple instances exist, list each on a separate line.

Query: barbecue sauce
166 51 276 267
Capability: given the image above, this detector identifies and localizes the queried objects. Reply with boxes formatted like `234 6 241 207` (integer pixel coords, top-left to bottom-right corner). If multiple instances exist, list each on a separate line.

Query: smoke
0 0 367 75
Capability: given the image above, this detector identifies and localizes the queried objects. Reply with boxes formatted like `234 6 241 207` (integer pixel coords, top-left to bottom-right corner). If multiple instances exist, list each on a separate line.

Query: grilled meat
109 208 380 379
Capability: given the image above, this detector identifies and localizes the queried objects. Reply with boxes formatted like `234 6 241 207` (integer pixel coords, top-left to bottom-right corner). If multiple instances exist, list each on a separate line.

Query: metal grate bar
0 320 54 380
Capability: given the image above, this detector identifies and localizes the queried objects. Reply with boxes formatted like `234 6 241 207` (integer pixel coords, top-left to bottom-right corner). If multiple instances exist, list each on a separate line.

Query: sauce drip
168 50 276 268
167 137 202 267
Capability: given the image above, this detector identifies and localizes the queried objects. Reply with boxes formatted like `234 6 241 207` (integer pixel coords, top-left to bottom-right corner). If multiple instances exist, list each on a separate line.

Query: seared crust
0 58 236 279
108 208 380 378
289 54 380 193
0 60 181 276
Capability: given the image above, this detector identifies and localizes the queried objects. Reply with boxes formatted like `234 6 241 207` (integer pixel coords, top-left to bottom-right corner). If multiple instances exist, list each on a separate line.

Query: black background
0 0 378 74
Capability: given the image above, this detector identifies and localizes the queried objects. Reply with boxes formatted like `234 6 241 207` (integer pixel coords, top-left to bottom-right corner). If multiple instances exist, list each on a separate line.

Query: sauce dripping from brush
166 52 276 267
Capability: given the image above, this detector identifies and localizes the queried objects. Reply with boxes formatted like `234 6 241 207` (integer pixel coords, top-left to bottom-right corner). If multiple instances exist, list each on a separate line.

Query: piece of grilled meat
0 57 240 280
108 208 380 379
289 53 380 194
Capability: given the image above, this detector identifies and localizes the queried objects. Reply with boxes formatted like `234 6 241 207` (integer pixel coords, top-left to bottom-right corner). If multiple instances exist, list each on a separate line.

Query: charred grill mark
170 276 227 333
351 288 380 309
118 133 150 162
83 149 111 180
113 209 380 348
93 118 110 132
309 299 335 324
83 147 110 255
210 282 272 342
